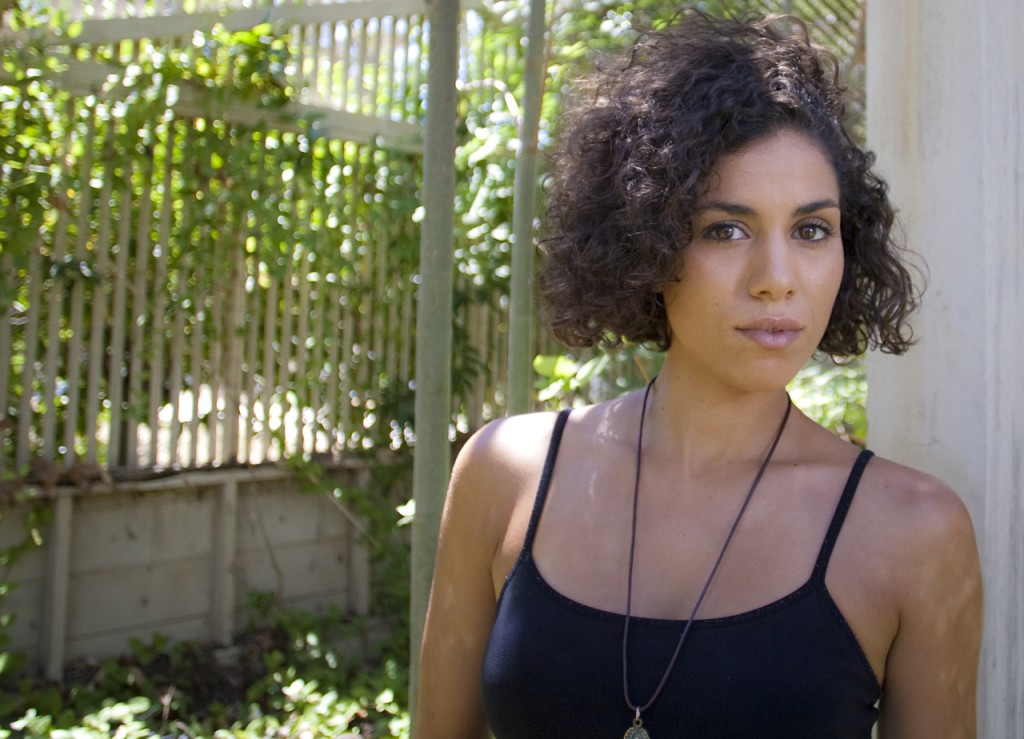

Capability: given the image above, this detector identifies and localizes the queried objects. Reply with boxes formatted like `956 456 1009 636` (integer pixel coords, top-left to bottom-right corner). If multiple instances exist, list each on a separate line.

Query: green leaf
532 353 579 380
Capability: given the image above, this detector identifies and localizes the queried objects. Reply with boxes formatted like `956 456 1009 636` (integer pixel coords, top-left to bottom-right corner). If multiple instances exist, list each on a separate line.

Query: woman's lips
736 319 803 349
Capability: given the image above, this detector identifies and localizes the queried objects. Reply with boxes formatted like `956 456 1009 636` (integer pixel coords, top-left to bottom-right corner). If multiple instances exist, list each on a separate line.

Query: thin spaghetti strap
812 449 875 580
520 409 572 553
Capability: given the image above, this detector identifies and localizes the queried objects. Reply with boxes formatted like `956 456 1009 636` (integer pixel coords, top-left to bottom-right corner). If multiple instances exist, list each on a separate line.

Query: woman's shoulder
859 455 973 536
853 453 978 586
454 393 638 480
454 409 565 481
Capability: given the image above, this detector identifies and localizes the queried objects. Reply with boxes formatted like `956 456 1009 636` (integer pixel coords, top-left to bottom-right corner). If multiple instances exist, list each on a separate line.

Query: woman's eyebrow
696 201 756 216
793 198 841 215
695 199 840 217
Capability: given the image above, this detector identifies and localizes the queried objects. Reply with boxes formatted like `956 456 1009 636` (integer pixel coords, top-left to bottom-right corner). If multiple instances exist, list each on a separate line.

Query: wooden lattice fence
1 0 510 478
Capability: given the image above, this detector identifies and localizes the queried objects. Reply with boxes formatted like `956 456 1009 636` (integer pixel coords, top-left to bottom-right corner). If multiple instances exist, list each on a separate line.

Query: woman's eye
704 223 745 241
795 223 834 241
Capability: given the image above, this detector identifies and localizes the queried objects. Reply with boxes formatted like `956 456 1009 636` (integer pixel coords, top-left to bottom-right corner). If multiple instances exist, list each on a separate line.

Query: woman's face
661 129 844 394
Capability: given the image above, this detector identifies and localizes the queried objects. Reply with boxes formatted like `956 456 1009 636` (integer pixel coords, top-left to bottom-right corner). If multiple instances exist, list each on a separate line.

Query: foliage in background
533 349 868 444
0 599 410 738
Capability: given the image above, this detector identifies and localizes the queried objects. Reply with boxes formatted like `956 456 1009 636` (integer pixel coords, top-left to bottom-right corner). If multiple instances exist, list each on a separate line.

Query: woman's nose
747 233 797 300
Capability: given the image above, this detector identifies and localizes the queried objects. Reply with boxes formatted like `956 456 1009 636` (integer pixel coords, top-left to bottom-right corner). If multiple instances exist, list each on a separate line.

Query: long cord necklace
622 379 792 739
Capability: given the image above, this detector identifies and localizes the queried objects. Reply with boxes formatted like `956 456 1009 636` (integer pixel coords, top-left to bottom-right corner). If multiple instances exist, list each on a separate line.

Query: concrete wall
0 465 381 679
865 1 1023 735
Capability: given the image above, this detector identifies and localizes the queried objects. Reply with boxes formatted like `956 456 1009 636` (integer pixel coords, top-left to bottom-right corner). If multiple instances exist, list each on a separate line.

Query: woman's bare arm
414 415 553 739
877 476 983 739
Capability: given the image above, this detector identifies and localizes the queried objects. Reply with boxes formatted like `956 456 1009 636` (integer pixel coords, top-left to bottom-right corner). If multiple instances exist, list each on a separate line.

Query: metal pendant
624 718 651 739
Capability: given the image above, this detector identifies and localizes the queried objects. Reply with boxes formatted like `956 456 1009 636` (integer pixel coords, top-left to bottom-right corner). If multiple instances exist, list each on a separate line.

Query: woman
416 13 982 739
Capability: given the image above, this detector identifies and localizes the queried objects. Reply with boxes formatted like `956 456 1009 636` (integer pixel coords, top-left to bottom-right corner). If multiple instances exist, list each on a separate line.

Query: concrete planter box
0 462 395 679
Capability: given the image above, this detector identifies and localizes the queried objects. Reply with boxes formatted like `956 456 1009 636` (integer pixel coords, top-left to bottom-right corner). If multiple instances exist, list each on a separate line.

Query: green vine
0 490 52 687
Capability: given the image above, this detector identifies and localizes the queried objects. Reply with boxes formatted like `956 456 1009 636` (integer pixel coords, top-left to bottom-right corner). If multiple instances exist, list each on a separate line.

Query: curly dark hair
537 12 918 356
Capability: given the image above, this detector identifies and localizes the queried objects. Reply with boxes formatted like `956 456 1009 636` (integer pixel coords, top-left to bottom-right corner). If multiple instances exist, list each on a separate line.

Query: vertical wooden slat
385 249 399 388
107 176 134 468
482 19 497 122
206 223 223 465
372 167 387 399
400 276 413 386
310 273 327 453
165 120 191 468
405 15 420 121
340 294 355 449
241 132 266 465
308 141 328 452
293 23 307 99
166 302 186 467
477 296 492 417
325 287 341 451
367 17 382 119
494 296 508 415
15 246 43 470
340 20 354 110
275 216 294 457
84 126 115 466
220 230 245 464
187 245 206 466
0 253 13 456
306 23 318 101
63 105 97 466
259 272 278 462
126 152 155 468
241 262 259 465
395 16 410 122
382 16 397 119
240 197 259 466
218 123 245 465
292 216 311 455
147 120 174 468
355 18 369 115
459 9 470 87
352 146 371 422
466 302 483 425
318 22 332 101
328 21 342 106
336 141 355 448
254 129 276 461
40 111 77 461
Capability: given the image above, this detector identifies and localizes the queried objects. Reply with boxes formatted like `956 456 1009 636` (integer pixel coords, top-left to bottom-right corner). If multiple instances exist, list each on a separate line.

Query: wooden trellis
1 0 506 475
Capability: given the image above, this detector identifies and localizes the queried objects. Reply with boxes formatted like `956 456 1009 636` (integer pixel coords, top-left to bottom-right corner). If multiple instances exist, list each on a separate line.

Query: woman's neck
639 371 792 475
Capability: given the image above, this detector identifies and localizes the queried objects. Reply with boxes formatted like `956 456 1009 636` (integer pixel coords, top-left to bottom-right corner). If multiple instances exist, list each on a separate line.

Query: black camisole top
481 409 881 738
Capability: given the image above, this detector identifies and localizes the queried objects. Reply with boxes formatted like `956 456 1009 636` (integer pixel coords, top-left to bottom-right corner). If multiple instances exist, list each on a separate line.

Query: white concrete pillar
866 1 1023 735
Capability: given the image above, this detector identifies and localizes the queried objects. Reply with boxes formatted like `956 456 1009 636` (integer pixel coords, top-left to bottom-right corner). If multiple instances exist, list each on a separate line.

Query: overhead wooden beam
42 57 422 151
8 0 429 47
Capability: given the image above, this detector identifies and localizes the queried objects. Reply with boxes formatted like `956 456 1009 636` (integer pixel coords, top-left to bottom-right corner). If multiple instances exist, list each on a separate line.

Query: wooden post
210 479 238 646
409 0 460 720
42 492 73 681
866 1 1024 734
506 0 547 415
